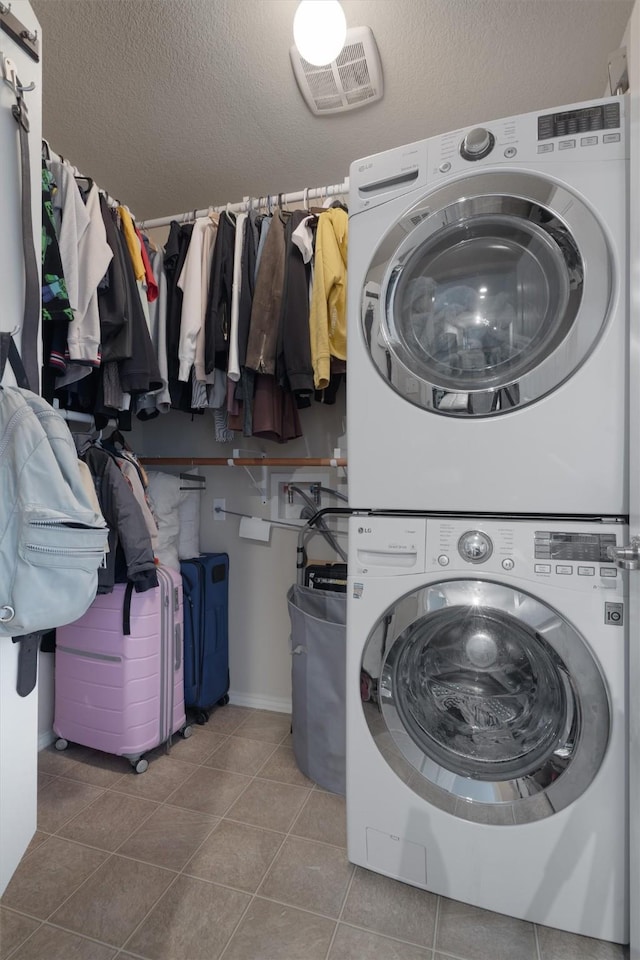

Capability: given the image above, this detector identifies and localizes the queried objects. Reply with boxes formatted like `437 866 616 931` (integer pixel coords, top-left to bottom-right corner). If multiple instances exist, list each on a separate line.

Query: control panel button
502 558 515 570
556 565 573 575
458 530 493 563
559 139 576 150
438 161 452 173
504 146 517 158
535 563 551 574
603 133 621 143
538 143 554 153
437 554 450 566
600 567 618 578
580 136 598 146
577 566 595 576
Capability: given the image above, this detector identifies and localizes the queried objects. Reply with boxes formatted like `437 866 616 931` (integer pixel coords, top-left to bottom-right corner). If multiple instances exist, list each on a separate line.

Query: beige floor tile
120 805 218 870
167 766 251 816
110 756 197 802
9 923 118 959
0 836 107 920
0 908 40 959
436 897 537 960
234 710 292 743
342 868 437 948
169 728 225 764
256 745 315 787
55 747 129 788
37 777 105 833
23 831 48 857
259 836 353 918
221 896 335 960
57 791 158 851
38 771 56 792
536 925 629 959
204 735 278 775
185 819 285 893
225 779 311 833
329 923 433 959
201 705 253 735
50 854 175 947
37 744 82 777
290 790 347 847
125 873 251 960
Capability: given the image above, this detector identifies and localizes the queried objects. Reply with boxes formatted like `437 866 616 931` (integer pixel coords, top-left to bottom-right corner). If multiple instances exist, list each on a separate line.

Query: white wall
129 396 347 712
0 0 42 895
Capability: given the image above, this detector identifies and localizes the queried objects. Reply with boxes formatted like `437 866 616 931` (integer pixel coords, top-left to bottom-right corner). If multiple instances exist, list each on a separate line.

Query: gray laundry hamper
287 583 347 795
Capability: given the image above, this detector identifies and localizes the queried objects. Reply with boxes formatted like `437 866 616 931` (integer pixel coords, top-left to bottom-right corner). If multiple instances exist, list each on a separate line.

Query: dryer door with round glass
362 171 613 416
361 579 610 824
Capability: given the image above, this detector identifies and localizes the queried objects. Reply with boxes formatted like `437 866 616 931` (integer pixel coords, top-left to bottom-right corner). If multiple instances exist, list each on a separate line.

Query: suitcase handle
175 623 182 671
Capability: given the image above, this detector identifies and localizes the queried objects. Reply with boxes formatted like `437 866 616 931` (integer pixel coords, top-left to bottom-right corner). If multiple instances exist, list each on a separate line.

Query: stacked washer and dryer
345 97 629 943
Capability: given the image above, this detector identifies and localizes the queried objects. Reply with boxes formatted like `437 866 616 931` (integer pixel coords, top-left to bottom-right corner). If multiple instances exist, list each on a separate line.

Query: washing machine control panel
427 95 625 180
349 516 626 592
422 517 626 592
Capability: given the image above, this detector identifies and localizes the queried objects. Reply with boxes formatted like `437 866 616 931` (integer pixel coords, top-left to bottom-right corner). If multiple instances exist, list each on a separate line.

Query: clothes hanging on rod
40 148 348 445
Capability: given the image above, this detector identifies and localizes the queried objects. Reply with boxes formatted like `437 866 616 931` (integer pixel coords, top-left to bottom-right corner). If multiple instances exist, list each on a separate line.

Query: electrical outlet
213 498 226 520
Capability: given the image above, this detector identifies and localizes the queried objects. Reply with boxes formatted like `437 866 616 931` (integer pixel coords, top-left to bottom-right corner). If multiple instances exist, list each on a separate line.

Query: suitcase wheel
132 758 148 774
55 738 69 751
195 710 209 725
180 725 193 739
217 694 230 707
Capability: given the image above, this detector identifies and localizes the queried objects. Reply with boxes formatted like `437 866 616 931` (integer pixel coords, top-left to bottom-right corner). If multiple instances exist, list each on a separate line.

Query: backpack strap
0 332 30 388
123 581 135 636
12 631 42 698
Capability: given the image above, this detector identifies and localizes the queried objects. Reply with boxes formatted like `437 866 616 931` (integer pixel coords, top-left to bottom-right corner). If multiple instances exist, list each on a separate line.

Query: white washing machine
346 514 628 942
347 97 628 514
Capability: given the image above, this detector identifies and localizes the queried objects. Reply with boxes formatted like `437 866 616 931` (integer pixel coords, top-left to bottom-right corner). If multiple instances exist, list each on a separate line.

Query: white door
0 0 42 897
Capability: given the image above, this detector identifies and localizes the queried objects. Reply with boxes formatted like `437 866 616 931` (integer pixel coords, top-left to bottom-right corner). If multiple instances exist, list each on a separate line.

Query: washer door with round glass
363 171 613 417
361 579 610 824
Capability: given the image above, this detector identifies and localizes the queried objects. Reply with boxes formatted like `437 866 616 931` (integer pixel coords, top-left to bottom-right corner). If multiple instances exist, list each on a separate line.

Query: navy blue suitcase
180 553 230 723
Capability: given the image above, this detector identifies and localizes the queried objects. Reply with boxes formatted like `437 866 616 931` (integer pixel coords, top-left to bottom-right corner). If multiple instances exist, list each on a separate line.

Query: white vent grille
291 26 383 116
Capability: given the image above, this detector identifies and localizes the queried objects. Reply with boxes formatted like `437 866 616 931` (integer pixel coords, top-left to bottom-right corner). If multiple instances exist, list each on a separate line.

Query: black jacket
80 443 158 594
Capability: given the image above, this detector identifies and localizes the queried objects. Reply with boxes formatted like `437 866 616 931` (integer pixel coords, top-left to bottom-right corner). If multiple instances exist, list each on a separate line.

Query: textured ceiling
32 0 632 221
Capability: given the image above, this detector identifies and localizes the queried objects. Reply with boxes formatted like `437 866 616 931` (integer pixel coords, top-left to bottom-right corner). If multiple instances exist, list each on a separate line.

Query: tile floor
0 705 630 960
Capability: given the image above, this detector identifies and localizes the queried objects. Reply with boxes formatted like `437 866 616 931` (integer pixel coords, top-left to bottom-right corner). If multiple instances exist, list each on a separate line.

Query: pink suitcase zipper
53 565 191 772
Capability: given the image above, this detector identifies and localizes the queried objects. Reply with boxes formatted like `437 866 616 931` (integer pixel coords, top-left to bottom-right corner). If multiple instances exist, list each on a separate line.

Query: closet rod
137 179 350 231
140 457 347 467
46 147 135 217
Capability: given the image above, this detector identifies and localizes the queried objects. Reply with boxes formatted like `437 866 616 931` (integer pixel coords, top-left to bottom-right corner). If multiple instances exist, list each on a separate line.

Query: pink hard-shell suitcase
53 565 191 772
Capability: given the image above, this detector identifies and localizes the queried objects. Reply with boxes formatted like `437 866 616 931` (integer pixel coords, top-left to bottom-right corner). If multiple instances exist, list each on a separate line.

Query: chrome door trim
361 578 610 824
362 171 613 417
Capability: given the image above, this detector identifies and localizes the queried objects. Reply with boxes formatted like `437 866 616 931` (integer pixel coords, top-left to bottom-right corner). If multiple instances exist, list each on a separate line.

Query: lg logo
358 527 372 534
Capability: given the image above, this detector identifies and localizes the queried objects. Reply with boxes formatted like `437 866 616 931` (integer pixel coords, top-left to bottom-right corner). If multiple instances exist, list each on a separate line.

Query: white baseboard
38 730 56 751
228 690 292 714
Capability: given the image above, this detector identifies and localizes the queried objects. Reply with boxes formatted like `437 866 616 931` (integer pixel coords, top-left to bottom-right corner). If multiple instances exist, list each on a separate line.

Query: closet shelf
140 457 347 467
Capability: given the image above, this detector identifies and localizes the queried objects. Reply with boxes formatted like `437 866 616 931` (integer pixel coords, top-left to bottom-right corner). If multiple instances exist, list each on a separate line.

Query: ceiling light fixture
293 0 347 67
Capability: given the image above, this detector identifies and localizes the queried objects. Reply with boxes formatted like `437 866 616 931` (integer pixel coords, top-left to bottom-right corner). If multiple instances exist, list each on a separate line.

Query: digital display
534 532 617 562
538 102 620 140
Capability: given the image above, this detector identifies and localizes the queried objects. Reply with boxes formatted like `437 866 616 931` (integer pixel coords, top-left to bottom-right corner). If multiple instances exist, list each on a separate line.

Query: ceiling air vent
291 26 383 116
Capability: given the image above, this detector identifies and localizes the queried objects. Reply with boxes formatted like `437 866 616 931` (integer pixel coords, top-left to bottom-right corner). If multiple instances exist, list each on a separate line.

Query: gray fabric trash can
287 583 346 795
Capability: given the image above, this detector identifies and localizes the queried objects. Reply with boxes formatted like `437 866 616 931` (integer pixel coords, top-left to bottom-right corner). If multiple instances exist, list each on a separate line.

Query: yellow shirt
309 208 348 390
118 205 145 283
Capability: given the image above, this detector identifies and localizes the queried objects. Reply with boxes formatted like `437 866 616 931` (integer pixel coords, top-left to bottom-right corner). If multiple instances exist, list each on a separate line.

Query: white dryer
346 514 628 942
347 97 628 514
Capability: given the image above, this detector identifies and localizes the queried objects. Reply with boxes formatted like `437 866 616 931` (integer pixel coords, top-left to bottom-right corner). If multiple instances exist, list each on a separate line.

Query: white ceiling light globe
293 0 347 67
